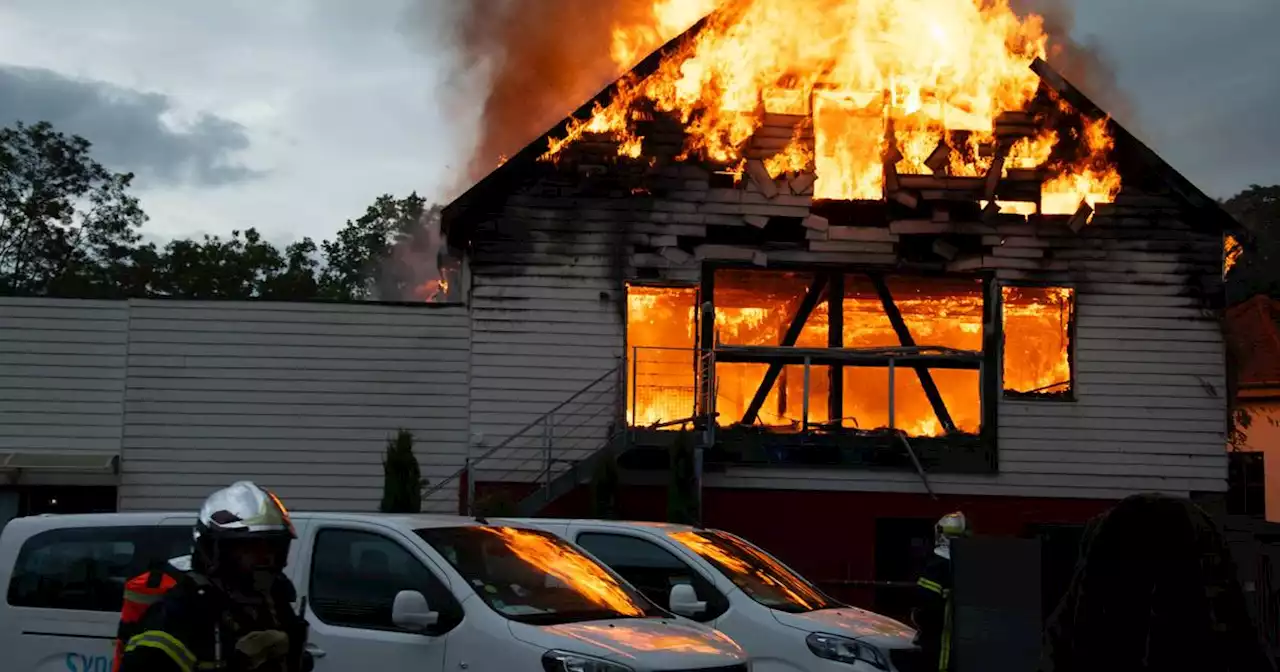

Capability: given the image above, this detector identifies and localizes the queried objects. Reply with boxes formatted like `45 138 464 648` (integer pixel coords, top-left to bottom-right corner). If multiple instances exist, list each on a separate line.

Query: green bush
380 429 426 513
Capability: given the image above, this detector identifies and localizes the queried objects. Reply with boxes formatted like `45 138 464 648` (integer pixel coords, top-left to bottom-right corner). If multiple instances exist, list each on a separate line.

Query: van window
417 526 663 625
576 532 728 621
7 525 192 612
668 529 839 614
309 528 462 634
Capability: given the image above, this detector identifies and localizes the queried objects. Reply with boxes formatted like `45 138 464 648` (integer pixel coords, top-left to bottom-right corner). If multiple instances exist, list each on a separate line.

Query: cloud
0 64 261 187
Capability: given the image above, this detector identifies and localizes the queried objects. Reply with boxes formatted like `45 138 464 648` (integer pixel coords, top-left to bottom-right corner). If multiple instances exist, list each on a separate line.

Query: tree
0 119 454 303
319 193 444 301
1224 185 1280 305
149 228 321 300
0 121 147 297
380 429 426 513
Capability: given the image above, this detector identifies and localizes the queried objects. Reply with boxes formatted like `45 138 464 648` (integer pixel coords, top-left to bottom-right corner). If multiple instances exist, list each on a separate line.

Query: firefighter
913 511 969 672
118 481 313 672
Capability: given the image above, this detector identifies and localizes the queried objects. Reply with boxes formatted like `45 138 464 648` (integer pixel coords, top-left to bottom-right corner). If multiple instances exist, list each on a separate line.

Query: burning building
440 0 1242 603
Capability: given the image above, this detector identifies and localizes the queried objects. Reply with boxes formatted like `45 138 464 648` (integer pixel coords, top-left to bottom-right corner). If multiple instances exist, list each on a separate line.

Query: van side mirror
392 590 439 632
669 583 706 618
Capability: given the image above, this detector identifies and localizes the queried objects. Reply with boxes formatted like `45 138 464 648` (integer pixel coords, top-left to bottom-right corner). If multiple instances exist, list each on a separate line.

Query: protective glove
235 630 291 669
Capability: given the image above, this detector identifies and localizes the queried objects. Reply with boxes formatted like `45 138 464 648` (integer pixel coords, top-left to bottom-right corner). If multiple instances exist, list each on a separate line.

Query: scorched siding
116 300 471 512
0 298 129 477
467 205 626 483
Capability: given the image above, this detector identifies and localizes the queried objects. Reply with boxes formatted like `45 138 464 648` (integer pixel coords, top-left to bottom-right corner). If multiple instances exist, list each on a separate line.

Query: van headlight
542 650 634 672
805 632 888 669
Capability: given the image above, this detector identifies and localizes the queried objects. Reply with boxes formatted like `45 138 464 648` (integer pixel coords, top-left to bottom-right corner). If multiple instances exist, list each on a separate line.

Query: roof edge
1031 58 1242 234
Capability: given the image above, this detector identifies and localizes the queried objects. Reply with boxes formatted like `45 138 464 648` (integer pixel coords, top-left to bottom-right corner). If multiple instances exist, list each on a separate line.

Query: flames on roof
535 0 1121 218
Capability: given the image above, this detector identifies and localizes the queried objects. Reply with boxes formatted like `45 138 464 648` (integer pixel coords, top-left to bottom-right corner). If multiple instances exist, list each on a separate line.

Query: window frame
306 526 463 636
625 280 704 429
6 524 193 613
998 280 1078 403
574 530 729 622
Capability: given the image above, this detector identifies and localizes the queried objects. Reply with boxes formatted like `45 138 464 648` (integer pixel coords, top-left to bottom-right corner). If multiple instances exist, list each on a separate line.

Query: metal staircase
421 361 626 516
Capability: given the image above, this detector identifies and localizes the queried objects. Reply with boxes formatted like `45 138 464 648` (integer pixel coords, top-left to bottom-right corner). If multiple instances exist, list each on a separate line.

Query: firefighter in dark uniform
913 511 969 672
119 481 313 672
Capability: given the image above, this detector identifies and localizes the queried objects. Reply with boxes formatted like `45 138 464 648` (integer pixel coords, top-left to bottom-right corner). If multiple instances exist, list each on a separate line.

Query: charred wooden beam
741 274 828 425
790 172 817 195
932 239 960 260
892 190 920 209
745 159 779 198
828 271 844 424
924 142 953 174
984 155 1006 201
1068 202 1094 233
715 347 983 369
869 274 959 435
803 214 830 231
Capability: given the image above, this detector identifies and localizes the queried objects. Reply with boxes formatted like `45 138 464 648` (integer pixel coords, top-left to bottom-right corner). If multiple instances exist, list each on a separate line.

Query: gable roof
1226 294 1280 391
442 13 1242 244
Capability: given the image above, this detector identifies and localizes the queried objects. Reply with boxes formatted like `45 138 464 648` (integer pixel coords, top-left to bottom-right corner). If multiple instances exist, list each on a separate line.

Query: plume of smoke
372 205 461 303
1011 0 1136 126
416 0 666 191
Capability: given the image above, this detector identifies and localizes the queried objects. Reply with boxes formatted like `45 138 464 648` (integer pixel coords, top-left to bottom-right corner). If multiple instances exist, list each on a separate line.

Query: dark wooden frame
692 261 998 473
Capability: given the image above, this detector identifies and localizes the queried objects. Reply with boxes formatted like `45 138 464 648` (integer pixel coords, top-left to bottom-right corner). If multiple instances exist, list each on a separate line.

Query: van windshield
668 529 839 613
416 526 662 625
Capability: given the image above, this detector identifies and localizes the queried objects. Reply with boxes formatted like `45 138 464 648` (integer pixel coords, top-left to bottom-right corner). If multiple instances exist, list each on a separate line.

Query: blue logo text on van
65 653 111 672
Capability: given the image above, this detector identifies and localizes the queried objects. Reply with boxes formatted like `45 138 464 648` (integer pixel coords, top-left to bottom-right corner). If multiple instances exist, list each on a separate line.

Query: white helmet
934 511 969 558
192 481 295 577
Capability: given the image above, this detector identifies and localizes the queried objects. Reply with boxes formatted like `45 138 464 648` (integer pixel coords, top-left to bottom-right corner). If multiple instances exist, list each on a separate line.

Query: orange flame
544 0 1119 214
626 274 1074 435
1041 115 1122 215
482 527 646 616
413 276 450 302
1225 234 1242 278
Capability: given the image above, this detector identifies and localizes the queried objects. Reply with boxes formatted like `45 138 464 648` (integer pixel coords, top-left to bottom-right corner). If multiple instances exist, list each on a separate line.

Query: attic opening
625 269 1076 438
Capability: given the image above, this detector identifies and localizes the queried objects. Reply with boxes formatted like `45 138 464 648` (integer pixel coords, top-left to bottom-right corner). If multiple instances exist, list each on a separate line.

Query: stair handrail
423 359 623 501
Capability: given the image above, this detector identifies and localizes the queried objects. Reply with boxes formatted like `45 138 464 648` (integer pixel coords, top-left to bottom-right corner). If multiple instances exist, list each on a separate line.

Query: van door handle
305 643 326 659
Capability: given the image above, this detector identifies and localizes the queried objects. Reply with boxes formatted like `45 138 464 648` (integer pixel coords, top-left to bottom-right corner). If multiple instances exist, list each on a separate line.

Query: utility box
951 537 1042 672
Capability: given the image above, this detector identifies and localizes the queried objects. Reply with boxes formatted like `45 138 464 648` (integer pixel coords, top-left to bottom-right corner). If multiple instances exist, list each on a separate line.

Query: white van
505 518 923 672
0 512 750 672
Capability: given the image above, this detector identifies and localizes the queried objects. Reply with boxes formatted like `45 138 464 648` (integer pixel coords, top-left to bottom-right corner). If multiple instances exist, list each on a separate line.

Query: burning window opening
540 0 1123 219
1002 285 1074 399
627 283 699 428
627 269 993 438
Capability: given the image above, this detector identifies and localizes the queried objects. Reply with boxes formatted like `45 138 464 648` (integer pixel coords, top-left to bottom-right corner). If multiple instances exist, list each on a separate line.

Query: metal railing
633 345 981 432
422 361 624 514
628 346 717 433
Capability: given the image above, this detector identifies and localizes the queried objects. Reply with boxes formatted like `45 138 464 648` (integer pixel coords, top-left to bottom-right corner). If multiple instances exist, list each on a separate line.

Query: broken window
710 269 983 438
626 283 698 428
840 277 983 435
1002 286 1075 399
712 269 828 429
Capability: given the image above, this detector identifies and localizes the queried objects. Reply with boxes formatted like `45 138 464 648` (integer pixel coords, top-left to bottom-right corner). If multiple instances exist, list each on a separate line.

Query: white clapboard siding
0 299 129 479
118 300 471 512
716 216 1228 498
467 211 626 484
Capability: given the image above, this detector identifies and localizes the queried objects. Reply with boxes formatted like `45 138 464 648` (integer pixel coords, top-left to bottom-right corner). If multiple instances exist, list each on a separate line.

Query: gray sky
0 0 1274 245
